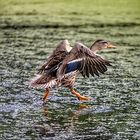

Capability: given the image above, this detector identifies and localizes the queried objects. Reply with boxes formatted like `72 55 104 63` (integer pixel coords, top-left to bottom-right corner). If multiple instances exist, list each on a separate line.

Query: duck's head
90 39 116 53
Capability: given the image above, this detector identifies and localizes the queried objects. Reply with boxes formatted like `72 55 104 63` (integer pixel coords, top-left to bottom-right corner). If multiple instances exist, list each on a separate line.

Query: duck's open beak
107 44 116 48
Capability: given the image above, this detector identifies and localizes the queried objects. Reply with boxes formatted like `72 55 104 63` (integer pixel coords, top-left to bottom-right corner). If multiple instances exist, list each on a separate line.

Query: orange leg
70 88 89 101
42 89 49 102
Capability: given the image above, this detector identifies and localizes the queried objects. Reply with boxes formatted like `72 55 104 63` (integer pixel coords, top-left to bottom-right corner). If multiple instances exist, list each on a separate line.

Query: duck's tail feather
29 74 57 89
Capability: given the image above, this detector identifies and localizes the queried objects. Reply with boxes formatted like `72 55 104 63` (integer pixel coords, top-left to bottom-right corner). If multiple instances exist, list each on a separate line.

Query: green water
0 0 140 139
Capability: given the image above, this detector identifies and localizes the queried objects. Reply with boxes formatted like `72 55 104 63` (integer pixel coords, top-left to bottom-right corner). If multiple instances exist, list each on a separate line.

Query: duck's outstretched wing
57 42 111 78
37 40 71 74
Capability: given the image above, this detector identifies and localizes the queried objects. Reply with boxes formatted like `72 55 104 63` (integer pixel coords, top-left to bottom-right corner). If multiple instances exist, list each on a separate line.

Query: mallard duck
29 39 115 101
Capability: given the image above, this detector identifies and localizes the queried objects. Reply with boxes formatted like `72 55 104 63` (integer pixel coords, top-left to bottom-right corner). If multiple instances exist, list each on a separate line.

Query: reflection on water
40 103 112 139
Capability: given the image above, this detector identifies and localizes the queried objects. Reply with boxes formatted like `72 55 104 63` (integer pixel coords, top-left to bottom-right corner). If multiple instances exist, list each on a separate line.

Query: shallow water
0 22 140 140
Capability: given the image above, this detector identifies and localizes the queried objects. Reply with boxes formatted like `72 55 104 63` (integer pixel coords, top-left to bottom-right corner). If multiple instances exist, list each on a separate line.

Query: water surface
0 0 140 139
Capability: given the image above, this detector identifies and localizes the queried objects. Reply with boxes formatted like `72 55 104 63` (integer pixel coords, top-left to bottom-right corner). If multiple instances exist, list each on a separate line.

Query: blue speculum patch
65 61 81 73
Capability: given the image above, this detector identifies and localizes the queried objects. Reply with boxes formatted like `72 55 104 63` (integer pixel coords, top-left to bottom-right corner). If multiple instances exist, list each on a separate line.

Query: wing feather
37 40 71 74
57 42 112 78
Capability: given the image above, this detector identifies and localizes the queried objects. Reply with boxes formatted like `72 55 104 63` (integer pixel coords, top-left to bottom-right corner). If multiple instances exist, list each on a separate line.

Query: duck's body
30 39 115 101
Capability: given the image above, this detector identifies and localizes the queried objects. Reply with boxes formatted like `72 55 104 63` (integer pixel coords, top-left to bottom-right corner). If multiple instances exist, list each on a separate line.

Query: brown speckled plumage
29 39 115 101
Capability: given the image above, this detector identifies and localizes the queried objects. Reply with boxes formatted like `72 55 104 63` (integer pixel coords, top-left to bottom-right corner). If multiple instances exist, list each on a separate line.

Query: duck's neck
90 45 99 54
